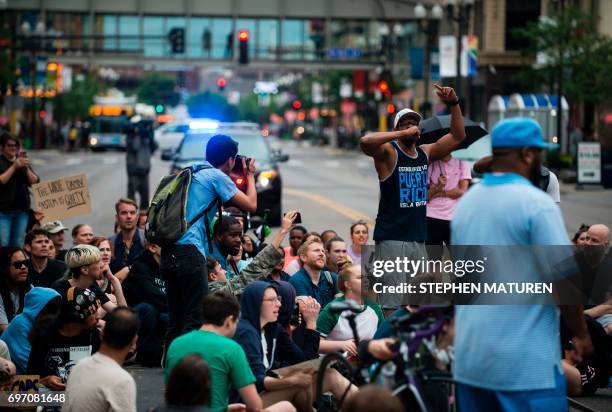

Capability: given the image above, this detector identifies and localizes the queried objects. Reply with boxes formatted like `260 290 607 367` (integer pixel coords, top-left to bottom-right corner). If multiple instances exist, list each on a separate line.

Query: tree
186 91 239 121
238 93 279 123
137 73 180 107
513 7 612 130
53 74 100 122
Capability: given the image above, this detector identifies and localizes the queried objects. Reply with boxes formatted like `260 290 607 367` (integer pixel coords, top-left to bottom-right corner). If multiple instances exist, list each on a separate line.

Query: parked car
154 121 189 152
162 121 289 226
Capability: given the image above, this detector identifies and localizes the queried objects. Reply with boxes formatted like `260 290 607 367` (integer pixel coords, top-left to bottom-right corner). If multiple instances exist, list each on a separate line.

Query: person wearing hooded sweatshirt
1 287 61 374
274 281 320 362
234 281 357 411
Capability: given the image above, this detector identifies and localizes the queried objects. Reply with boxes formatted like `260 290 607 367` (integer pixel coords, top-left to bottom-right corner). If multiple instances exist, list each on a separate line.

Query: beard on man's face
528 159 542 186
398 134 418 146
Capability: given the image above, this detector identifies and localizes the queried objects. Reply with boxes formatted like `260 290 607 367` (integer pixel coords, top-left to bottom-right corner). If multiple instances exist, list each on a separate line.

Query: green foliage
137 73 180 107
53 75 100 121
513 7 612 105
238 93 279 123
186 91 239 121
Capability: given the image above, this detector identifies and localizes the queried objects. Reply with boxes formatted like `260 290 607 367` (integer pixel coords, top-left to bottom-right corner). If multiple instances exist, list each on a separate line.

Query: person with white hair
51 244 127 313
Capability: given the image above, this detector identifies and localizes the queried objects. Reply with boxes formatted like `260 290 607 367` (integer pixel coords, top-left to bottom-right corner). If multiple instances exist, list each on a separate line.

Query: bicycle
315 303 455 412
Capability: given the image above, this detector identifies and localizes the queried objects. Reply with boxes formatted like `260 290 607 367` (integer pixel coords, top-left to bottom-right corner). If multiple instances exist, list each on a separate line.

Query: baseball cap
393 108 422 129
62 287 100 323
206 134 239 167
41 220 69 234
492 118 556 149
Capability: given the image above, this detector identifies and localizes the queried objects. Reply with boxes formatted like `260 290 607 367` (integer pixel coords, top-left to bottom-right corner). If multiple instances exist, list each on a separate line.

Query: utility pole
556 0 565 146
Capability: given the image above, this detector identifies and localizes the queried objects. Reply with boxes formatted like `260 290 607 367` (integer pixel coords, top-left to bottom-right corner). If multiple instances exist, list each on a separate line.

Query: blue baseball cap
491 118 556 149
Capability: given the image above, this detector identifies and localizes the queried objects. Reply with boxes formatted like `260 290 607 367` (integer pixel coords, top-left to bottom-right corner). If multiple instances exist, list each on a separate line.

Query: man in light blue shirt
161 134 257 351
451 118 592 411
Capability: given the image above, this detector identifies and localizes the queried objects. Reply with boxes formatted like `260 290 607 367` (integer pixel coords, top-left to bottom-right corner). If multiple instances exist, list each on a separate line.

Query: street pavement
30 138 612 245
29 139 612 411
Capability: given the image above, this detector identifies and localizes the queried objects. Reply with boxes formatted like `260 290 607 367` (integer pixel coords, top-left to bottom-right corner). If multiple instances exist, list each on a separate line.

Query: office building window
506 1 541 50
189 17 212 58
281 19 304 60
330 20 367 59
119 15 139 51
210 18 233 59
258 19 279 60
143 16 164 57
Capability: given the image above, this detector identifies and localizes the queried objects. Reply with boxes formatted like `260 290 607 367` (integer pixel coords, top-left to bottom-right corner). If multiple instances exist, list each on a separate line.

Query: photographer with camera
161 134 257 352
125 118 157 210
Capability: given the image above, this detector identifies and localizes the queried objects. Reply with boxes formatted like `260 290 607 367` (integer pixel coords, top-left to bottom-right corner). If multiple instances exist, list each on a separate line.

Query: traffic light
377 80 389 94
217 77 227 92
155 104 165 114
292 100 302 110
238 29 249 65
168 28 185 54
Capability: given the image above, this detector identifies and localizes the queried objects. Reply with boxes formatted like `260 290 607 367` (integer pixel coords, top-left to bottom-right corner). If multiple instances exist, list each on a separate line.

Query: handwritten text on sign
32 174 92 222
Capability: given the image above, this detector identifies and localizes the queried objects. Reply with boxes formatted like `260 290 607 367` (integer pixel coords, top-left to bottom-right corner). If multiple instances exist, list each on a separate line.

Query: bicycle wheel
315 352 355 412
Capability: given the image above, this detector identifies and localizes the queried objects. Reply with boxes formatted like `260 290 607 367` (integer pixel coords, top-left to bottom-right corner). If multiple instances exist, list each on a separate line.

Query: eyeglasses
262 296 282 303
11 260 29 269
5 143 18 148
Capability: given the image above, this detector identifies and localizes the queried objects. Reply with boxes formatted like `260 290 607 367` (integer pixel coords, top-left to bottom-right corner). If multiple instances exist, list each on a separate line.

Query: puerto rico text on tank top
373 142 428 243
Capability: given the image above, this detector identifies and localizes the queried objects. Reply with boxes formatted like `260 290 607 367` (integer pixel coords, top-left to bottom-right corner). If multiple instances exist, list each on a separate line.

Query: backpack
145 164 222 252
323 270 338 293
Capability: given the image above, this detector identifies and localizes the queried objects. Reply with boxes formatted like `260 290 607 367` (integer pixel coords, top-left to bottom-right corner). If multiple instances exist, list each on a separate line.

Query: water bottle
381 361 396 390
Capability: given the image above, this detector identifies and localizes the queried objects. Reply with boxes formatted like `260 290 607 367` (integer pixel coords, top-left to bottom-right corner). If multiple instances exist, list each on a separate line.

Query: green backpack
146 164 221 252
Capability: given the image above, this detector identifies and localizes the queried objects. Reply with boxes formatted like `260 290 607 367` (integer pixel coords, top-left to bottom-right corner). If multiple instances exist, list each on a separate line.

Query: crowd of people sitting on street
0 204 609 411
0 88 611 412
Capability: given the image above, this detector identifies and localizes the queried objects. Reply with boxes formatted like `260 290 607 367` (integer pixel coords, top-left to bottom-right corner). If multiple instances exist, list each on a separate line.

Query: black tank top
373 142 428 242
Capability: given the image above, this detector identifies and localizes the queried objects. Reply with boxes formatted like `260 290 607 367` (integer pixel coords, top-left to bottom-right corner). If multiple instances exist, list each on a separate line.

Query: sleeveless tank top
373 142 428 242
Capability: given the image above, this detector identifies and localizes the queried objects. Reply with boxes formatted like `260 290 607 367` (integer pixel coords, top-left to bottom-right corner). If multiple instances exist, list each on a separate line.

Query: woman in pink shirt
426 154 471 247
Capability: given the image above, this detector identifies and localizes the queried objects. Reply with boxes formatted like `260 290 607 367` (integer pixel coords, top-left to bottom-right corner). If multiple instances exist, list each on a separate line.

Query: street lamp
445 0 474 103
414 3 442 117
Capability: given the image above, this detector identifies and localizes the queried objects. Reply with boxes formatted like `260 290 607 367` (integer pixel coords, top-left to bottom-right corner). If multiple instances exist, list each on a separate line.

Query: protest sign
32 174 92 222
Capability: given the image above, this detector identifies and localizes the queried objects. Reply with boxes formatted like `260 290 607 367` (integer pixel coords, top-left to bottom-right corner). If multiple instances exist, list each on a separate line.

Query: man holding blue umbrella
360 84 466 308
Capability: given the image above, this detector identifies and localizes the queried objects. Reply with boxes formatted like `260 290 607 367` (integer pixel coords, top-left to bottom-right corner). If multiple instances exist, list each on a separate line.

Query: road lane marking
323 160 340 168
289 159 305 167
284 187 374 229
102 157 119 165
356 159 371 169
65 158 83 166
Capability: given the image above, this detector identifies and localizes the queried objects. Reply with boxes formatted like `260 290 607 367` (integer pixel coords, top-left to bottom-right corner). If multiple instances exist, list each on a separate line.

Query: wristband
447 98 460 107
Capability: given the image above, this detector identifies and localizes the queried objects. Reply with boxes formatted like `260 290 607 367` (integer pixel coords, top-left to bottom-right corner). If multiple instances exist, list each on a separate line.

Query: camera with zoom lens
232 154 252 174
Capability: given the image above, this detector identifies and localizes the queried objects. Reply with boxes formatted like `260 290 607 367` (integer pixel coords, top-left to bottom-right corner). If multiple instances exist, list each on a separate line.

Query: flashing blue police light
189 119 219 130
